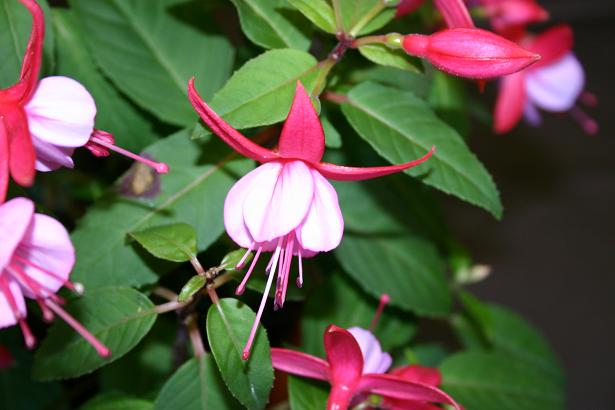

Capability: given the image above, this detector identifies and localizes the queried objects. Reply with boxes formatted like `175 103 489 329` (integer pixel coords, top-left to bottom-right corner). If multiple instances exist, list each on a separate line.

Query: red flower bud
402 28 540 79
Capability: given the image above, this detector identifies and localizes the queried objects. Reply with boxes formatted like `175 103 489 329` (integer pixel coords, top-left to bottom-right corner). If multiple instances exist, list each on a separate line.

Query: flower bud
402 28 540 79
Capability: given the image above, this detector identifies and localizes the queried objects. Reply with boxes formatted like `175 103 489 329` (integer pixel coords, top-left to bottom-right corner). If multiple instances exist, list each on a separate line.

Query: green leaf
321 115 342 148
130 223 197 263
68 0 234 126
288 0 336 33
302 273 416 357
335 234 452 316
359 44 422 73
342 82 502 218
288 376 329 410
206 299 273 410
33 287 157 380
178 276 207 302
81 393 153 410
338 0 394 35
71 129 253 289
441 351 565 410
428 71 470 137
154 356 241 410
210 49 322 129
52 10 157 152
0 0 54 88
220 249 253 272
229 0 311 50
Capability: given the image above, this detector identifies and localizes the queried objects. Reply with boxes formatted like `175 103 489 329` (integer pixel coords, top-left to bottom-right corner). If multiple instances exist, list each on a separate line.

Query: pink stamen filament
242 240 282 361
370 294 391 331
7 263 65 304
18 320 36 349
13 253 82 294
296 251 304 288
570 106 598 135
236 244 255 269
45 299 111 358
236 247 262 296
36 298 54 322
580 91 598 108
89 135 169 174
0 278 34 348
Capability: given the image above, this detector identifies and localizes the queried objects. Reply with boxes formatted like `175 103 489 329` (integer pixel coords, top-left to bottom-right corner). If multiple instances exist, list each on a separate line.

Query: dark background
445 1 615 409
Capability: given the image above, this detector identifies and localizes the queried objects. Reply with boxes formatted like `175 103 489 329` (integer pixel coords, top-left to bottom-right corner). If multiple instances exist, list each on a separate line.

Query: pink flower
494 25 598 134
385 365 446 409
0 197 109 357
187 80 434 359
271 325 461 410
402 28 540 79
396 0 474 28
0 0 167 203
479 0 549 38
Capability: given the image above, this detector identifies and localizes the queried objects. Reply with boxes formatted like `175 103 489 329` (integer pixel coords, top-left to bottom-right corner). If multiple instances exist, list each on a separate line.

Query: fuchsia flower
188 80 435 359
402 27 540 79
494 25 598 134
0 197 109 357
0 0 168 204
385 365 446 409
476 0 548 39
271 325 461 410
397 0 474 28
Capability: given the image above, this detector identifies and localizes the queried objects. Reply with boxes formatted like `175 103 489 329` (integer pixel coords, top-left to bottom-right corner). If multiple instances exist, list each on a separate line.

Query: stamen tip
155 163 170 174
235 286 246 296
241 350 250 361
381 294 390 304
295 277 303 288
73 282 85 296
97 347 112 358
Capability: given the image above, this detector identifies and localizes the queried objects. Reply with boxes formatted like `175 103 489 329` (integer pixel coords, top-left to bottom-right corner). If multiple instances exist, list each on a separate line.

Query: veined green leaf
69 0 234 126
288 0 336 33
342 82 502 218
130 223 198 263
229 0 311 50
359 44 423 73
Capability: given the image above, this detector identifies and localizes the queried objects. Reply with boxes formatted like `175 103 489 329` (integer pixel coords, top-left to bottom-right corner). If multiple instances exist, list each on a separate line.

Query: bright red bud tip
402 28 540 79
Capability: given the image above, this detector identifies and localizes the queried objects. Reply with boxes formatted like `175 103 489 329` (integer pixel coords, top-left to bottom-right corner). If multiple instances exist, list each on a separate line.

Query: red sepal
433 0 475 28
5 108 35 187
324 325 364 410
0 119 9 203
527 25 574 68
494 72 526 134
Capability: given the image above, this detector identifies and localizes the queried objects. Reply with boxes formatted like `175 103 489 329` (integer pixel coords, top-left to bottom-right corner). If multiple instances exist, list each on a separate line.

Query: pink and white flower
188 80 435 359
0 197 109 356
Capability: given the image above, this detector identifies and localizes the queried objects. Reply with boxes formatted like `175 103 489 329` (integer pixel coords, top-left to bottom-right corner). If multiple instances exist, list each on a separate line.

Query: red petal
314 146 435 181
0 0 45 103
187 78 278 163
270 348 330 381
278 81 325 163
433 0 475 28
0 119 9 203
324 325 364 410
527 25 574 68
358 374 462 410
5 108 35 187
494 72 526 134
390 365 442 387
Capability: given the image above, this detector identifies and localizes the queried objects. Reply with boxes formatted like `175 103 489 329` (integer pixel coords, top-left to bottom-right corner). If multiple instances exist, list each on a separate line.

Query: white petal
25 76 96 148
526 53 584 112
32 137 75 172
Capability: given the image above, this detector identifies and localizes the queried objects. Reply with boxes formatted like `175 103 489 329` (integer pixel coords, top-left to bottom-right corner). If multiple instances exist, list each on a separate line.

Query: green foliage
33 287 157 380
229 0 311 50
179 275 207 302
288 0 336 33
130 223 198 263
154 356 241 410
206 299 273 410
81 393 153 410
68 0 234 126
358 44 423 73
342 82 502 218
288 376 329 410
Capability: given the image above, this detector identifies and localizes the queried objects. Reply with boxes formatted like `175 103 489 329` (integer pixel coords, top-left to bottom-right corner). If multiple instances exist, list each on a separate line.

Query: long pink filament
89 135 169 174
370 294 391 331
236 246 262 295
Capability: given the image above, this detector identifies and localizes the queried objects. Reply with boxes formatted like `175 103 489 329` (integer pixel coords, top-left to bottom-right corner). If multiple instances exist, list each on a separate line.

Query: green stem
313 57 337 97
349 0 386 37
185 313 205 357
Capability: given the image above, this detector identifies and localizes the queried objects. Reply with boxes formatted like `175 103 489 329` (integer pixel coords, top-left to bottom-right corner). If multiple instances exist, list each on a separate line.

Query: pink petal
187 78 279 163
523 101 542 126
0 197 34 271
270 347 330 381
17 213 75 297
494 72 526 134
347 327 392 375
324 325 364 399
32 138 75 172
314 146 435 181
358 374 462 410
528 25 573 68
278 81 325 163
390 365 442 387
525 53 584 112
433 0 475 28
243 160 314 243
25 76 96 148
0 119 9 203
224 163 282 248
297 169 343 253
0 278 26 328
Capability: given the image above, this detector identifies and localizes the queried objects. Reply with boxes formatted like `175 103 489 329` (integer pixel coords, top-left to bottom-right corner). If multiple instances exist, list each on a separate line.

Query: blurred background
445 1 615 408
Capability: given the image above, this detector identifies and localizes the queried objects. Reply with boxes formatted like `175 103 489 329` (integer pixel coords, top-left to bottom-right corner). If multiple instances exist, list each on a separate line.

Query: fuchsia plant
0 0 168 204
188 79 435 359
0 197 109 356
494 25 598 134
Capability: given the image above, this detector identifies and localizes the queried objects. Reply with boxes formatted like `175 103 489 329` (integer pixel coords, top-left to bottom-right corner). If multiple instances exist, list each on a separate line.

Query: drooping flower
402 27 540 79
188 80 435 359
494 25 598 134
0 0 167 203
478 0 549 39
271 325 461 410
0 197 109 356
